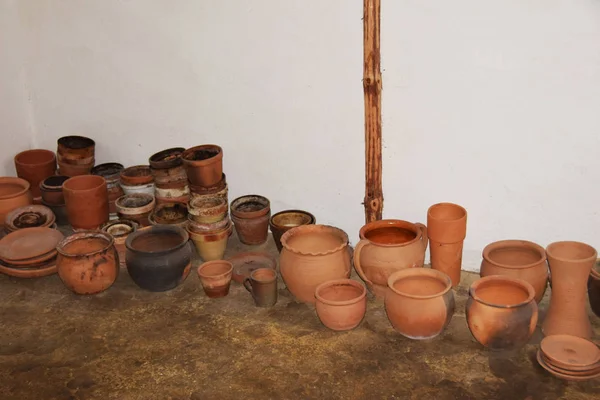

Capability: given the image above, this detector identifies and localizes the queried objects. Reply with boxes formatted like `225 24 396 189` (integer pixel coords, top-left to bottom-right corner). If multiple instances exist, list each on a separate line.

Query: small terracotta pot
101 219 138 267
243 268 278 307
0 177 33 226
14 149 57 198
187 215 230 234
589 261 600 318
57 135 95 163
57 160 93 177
466 276 538 350
120 181 155 196
56 231 119 295
197 260 233 298
42 200 69 226
315 279 367 331
63 175 109 230
115 193 155 227
230 195 271 245
385 268 454 339
40 175 69 205
4 205 55 231
182 145 223 187
92 163 124 216
231 195 270 219
427 202 467 287
269 209 316 252
189 173 226 194
149 147 185 169
120 165 154 186
149 203 188 227
189 196 228 224
187 221 232 261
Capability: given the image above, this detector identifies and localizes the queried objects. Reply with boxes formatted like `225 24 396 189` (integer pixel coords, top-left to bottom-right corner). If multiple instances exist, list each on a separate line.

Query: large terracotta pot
269 209 316 252
588 260 600 318
14 149 57 199
62 175 109 230
480 240 548 303
543 241 596 339
182 145 223 187
0 177 33 226
354 219 428 299
279 224 351 304
385 268 454 339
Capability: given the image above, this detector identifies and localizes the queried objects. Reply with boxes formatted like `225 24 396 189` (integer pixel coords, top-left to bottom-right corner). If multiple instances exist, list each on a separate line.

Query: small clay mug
243 268 278 307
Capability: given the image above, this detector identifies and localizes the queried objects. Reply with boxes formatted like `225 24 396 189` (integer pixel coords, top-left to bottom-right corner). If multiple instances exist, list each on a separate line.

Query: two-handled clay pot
353 220 428 299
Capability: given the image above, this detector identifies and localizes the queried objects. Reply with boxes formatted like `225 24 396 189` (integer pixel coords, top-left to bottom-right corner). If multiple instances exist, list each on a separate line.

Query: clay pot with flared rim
315 279 367 331
120 181 155 196
232 213 270 245
354 219 428 299
57 159 93 177
189 196 228 224
466 276 538 350
149 203 188 228
42 200 68 226
197 260 233 298
101 219 137 267
589 261 600 318
56 231 119 294
279 224 352 304
187 215 230 234
231 195 270 219
385 268 454 339
120 165 154 186
480 240 548 303
0 177 33 227
182 145 223 187
269 209 316 252
427 203 467 287
5 205 55 231
543 241 597 339
14 149 57 198
57 135 95 162
115 193 156 227
40 175 69 205
63 175 109 230
187 222 232 261
149 147 185 169
244 268 278 307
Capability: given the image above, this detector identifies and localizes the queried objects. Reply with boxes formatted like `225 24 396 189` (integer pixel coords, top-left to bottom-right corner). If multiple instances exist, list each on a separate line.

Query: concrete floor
0 231 599 400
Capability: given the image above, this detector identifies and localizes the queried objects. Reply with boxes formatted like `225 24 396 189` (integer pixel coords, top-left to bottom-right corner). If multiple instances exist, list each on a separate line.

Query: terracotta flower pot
589 260 600 318
57 135 95 163
56 231 119 295
125 225 192 292
63 175 109 230
187 215 230 234
40 175 69 205
354 219 428 298
57 160 93 177
189 173 227 195
480 240 548 303
543 241 597 339
466 276 538 350
101 219 138 267
197 260 233 298
182 145 223 187
230 195 270 245
279 224 352 304
92 163 124 216
115 193 156 227
269 209 316 252
187 221 232 261
120 165 154 186
4 205 55 232
315 279 367 331
149 203 188 229
189 196 228 223
0 177 33 227
427 202 467 287
152 167 187 189
149 147 185 169
14 149 57 199
385 268 454 339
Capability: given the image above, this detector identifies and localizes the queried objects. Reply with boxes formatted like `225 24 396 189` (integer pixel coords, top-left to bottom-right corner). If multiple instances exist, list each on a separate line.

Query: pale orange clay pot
354 219 428 299
187 221 232 261
197 260 233 298
63 175 109 230
315 279 367 331
14 149 57 199
0 177 33 227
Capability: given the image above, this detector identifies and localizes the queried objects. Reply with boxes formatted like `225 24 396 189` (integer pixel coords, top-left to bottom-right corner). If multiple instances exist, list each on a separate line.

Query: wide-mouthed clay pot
385 268 454 339
120 165 154 187
56 231 119 295
40 175 69 205
63 175 109 230
182 145 223 187
269 209 316 252
101 219 138 267
315 279 367 331
57 136 95 162
4 205 55 231
187 221 232 261
197 260 233 298
125 225 192 292
279 224 352 304
230 195 271 245
189 196 228 224
589 260 600 318
480 240 548 303
149 147 185 170
354 219 428 299
0 177 33 227
466 276 538 350
92 163 124 216
14 149 57 199
115 193 156 227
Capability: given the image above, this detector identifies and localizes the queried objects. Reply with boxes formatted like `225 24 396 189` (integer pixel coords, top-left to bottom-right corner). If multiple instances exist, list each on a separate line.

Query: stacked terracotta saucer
0 227 64 278
4 205 56 232
537 334 600 381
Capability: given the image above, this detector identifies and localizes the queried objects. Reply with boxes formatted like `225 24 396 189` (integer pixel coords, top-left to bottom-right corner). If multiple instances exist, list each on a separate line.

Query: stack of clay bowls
92 163 124 220
182 145 228 205
0 177 33 227
0 227 64 278
120 165 155 196
186 195 231 261
115 193 156 227
149 147 190 205
56 136 95 176
537 335 600 381
4 205 56 232
39 175 69 225
14 149 57 204
230 195 271 245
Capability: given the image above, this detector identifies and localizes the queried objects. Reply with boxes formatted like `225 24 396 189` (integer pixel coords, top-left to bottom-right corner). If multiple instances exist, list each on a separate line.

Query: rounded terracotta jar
385 268 454 339
0 177 33 226
279 224 352 304
56 231 119 295
101 219 138 267
315 279 367 331
149 147 185 170
14 149 57 199
480 240 548 303
182 145 223 187
62 175 109 230
269 209 316 252
354 219 428 299
466 276 538 351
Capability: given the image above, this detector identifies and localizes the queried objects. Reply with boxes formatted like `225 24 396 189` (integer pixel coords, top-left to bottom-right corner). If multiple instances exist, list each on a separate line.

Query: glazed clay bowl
230 195 270 219
197 260 233 298
149 147 185 169
189 197 228 224
115 193 156 227
14 149 57 198
0 177 33 227
120 165 154 186
63 175 109 230
385 268 454 339
315 279 367 331
269 209 316 252
149 203 188 226
101 219 138 267
5 205 55 231
39 175 69 205
182 144 223 187
466 276 538 351
57 135 95 162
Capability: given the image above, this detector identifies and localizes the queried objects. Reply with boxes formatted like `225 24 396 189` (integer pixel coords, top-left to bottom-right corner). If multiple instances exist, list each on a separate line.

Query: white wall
1 0 599 271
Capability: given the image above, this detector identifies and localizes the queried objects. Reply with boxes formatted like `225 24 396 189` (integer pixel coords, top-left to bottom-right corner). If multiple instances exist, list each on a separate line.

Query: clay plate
537 350 600 381
540 353 600 376
0 249 58 267
228 252 277 283
0 228 64 261
540 334 600 368
0 258 58 278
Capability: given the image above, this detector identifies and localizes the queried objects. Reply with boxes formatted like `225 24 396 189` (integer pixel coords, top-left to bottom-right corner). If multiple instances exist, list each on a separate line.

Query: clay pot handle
243 278 253 293
353 239 373 287
415 222 428 251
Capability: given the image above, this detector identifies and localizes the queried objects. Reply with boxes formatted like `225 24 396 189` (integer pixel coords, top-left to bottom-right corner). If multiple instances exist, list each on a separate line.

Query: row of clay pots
231 195 271 245
14 149 56 201
0 177 33 226
57 136 96 176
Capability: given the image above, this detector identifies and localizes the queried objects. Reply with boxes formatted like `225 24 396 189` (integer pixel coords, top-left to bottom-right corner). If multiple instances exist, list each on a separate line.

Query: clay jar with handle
0 177 33 227
182 145 223 187
231 195 271 245
63 175 109 230
315 279 367 331
14 149 57 199
480 240 548 303
543 241 597 339
588 260 600 318
354 219 428 299
279 224 351 304
427 202 467 287
244 267 278 307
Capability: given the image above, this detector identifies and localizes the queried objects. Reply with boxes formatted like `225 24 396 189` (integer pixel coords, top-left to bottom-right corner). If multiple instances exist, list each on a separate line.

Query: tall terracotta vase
62 175 109 230
427 203 467 287
543 241 597 339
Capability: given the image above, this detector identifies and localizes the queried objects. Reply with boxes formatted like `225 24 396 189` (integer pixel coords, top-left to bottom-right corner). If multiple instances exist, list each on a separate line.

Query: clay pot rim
387 268 452 299
230 195 271 219
181 144 223 165
149 147 186 169
91 163 124 180
5 205 55 230
427 202 467 222
63 175 106 193
482 239 547 270
186 222 232 239
197 260 233 279
57 135 96 149
469 275 535 309
120 165 154 185
315 279 367 306
115 193 156 214
546 241 598 264
101 219 138 238
280 224 349 257
269 209 316 229
0 177 31 200
358 219 424 248
14 149 56 166
40 175 70 191
187 216 230 233
125 224 189 255
56 231 114 257
189 196 228 215
249 267 278 284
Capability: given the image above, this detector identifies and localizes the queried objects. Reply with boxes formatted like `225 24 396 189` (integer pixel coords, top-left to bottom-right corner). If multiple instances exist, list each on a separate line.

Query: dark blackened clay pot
589 260 600 318
40 175 69 205
125 225 192 292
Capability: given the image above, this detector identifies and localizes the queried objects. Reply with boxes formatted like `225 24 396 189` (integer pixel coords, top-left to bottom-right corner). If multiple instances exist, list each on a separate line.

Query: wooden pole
363 0 383 223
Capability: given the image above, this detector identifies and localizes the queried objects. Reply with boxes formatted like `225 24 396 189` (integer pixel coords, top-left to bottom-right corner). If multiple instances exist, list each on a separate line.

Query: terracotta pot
152 166 187 189
427 202 467 287
279 224 352 304
589 261 600 318
269 209 316 252
57 136 95 163
187 221 232 261
5 205 55 231
120 181 155 196
189 196 228 224
42 200 68 225
480 240 548 303
466 276 538 350
543 241 596 339
385 268 454 339
125 225 192 292
197 260 233 298
243 268 278 307
231 195 270 219
189 173 226 194
315 279 367 331
115 193 155 227
40 175 69 205
14 149 56 198
187 215 230 234
120 165 154 186
101 219 137 267
354 219 428 299
230 195 271 245
57 160 93 177
63 175 109 230
0 177 33 227
149 147 185 169
182 144 223 187
56 231 119 295
155 185 189 201
92 163 124 216
149 203 188 228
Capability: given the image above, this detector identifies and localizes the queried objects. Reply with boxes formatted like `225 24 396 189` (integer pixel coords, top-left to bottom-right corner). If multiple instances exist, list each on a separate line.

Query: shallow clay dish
228 252 277 284
539 353 600 376
536 350 600 381
0 258 57 278
0 227 64 261
0 249 57 267
5 204 55 231
540 335 600 368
